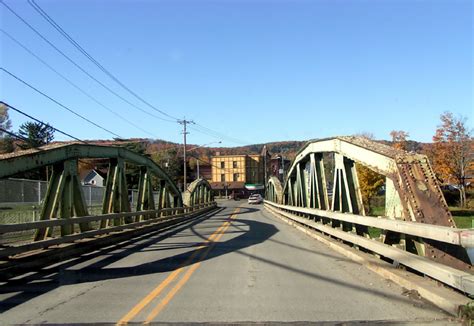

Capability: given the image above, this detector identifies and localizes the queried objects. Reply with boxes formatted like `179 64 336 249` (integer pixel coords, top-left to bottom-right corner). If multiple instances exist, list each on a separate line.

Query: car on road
248 193 263 204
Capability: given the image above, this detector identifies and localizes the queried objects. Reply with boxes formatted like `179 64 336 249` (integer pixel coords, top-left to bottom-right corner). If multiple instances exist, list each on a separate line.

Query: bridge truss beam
0 143 186 245
266 136 472 273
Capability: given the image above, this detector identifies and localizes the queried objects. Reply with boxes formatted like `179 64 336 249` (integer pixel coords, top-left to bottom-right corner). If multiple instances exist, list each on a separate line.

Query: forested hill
70 138 428 162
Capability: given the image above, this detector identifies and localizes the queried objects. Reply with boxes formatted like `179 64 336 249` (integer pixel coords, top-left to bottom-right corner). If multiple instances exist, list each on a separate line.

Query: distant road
0 200 453 324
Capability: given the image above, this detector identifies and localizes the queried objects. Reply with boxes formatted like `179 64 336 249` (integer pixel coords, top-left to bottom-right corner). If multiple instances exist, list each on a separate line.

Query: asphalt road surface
0 200 456 324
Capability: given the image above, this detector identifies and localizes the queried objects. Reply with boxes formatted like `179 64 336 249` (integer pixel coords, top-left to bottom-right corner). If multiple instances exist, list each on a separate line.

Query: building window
233 173 239 182
221 174 225 182
233 161 238 168
220 161 225 169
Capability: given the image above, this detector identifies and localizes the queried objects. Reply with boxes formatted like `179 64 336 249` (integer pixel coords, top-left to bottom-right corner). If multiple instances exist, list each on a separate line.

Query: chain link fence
0 178 105 207
0 178 161 224
0 178 105 224
0 179 165 245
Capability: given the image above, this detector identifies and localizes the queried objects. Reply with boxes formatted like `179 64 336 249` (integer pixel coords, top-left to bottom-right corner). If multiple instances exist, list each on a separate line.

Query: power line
0 101 85 142
190 124 249 146
1 68 122 138
0 28 157 138
193 123 249 145
0 127 29 142
3 0 251 145
28 0 179 121
26 0 252 146
0 0 175 123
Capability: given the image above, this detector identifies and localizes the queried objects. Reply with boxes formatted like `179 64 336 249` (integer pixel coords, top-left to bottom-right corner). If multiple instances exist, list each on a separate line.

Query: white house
81 170 105 187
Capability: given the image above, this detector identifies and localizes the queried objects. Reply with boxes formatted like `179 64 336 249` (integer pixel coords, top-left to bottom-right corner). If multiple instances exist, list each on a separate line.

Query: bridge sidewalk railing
264 200 474 296
0 202 217 260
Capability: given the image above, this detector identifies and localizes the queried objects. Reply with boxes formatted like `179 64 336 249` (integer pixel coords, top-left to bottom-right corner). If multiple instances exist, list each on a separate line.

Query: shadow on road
212 206 260 216
0 206 276 312
0 204 441 314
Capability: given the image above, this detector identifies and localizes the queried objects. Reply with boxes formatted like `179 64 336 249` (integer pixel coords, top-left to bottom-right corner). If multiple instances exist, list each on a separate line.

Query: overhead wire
3 0 251 145
1 68 122 138
0 28 157 138
0 127 30 142
0 100 85 142
0 0 175 123
27 0 252 146
28 0 179 121
189 124 249 146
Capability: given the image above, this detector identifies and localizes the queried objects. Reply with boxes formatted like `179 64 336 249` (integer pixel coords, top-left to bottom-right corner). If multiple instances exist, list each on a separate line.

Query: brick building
209 154 266 198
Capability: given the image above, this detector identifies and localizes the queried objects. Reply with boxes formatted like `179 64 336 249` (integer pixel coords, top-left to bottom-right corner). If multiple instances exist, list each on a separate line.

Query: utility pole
263 145 268 185
178 118 194 192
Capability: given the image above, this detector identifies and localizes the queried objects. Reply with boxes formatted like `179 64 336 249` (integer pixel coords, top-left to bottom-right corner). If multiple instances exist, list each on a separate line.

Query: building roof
80 169 106 183
211 154 248 158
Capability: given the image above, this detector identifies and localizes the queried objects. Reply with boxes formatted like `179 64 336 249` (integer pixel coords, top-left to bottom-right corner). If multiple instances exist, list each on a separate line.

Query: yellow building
210 154 266 196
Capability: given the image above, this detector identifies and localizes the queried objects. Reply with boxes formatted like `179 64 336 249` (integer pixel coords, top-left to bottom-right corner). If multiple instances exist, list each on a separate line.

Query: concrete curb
264 205 472 318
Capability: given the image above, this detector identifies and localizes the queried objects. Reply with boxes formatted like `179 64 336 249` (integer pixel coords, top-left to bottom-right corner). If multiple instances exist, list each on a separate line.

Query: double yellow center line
117 207 240 325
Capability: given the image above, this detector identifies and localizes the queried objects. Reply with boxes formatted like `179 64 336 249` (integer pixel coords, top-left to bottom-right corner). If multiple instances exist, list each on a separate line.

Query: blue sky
1 0 472 146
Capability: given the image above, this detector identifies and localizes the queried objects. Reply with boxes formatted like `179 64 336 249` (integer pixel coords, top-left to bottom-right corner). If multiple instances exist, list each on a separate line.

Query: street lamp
184 141 221 190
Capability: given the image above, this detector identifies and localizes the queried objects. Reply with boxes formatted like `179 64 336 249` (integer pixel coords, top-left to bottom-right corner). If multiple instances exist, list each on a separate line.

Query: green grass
449 206 474 229
365 205 474 236
368 227 382 238
368 206 384 216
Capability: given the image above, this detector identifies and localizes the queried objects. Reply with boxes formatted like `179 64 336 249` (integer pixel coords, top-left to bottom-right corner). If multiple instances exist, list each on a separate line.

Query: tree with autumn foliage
356 163 385 214
390 130 409 150
353 133 385 214
430 112 472 207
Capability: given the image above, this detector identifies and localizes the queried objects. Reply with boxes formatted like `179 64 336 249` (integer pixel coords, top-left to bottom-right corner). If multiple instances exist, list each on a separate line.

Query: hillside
75 138 431 163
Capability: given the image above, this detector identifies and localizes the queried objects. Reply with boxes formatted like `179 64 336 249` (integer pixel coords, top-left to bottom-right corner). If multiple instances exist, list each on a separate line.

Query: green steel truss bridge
0 143 215 261
0 138 472 323
265 137 473 300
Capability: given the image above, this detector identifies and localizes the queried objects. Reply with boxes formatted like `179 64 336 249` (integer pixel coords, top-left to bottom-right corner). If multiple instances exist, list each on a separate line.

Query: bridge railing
264 200 474 296
0 202 216 259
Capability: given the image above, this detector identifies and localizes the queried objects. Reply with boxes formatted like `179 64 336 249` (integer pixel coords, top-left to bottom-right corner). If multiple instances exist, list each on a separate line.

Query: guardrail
0 202 217 259
264 200 474 295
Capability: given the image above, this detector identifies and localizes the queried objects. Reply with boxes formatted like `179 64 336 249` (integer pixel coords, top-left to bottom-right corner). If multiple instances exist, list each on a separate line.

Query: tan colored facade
211 154 265 184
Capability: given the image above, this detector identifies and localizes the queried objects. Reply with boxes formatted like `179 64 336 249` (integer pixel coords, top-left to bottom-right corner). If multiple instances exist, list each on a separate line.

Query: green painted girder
266 176 283 204
0 143 182 200
277 136 472 271
35 159 91 240
136 167 156 222
183 178 214 208
101 158 131 228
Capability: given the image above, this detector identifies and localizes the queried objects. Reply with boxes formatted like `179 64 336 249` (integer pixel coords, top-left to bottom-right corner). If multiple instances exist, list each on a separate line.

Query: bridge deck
0 201 451 324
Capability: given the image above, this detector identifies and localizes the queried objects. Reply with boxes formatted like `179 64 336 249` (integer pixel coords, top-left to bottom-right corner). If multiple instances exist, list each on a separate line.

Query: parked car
248 194 263 204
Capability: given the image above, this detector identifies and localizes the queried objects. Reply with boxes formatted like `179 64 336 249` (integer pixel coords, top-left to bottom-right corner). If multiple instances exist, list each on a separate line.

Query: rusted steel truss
266 136 472 271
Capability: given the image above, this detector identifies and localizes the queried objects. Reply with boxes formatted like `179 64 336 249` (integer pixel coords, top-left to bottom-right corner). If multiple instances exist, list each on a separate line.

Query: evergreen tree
18 122 55 149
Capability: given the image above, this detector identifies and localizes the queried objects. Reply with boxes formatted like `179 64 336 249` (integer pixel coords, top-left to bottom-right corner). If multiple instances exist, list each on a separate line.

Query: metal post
21 180 24 203
197 159 200 179
178 118 195 192
264 150 267 184
88 186 92 208
183 122 187 191
38 181 41 204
